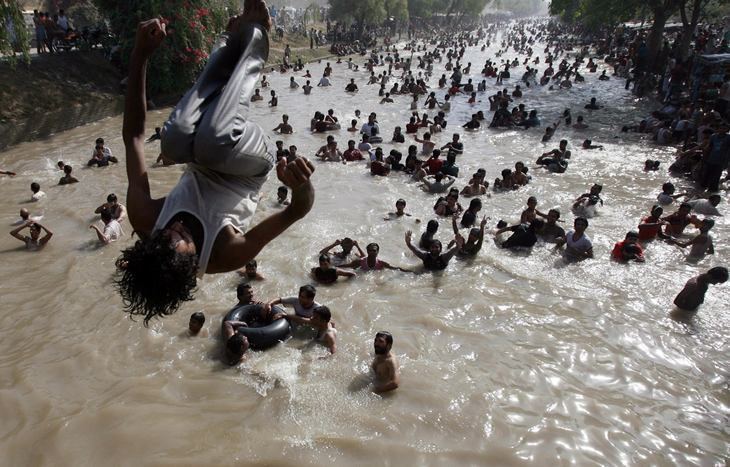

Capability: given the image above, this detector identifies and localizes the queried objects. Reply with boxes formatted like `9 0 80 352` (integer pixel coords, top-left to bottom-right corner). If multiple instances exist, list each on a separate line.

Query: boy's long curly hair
115 233 198 326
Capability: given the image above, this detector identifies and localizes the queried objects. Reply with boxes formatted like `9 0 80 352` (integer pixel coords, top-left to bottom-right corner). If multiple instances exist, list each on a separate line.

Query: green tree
329 0 386 35
384 0 409 22
408 0 441 18
0 0 31 66
93 0 234 96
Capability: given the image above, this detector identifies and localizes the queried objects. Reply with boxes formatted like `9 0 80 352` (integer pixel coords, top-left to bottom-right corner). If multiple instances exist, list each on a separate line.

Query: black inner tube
221 304 291 351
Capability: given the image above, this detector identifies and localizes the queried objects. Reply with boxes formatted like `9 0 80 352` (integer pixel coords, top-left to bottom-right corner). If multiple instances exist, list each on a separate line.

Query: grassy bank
0 51 122 125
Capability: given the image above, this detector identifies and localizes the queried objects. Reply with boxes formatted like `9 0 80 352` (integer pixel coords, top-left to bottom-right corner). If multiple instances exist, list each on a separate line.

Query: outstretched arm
405 230 426 259
123 19 167 236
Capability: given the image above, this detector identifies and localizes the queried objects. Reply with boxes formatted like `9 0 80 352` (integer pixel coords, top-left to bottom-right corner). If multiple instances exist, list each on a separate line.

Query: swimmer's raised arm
123 19 168 236
404 230 426 259
10 222 30 242
320 239 341 255
352 240 366 258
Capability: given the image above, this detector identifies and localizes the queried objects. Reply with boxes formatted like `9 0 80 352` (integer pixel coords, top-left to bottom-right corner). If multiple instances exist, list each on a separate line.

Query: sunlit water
0 24 728 466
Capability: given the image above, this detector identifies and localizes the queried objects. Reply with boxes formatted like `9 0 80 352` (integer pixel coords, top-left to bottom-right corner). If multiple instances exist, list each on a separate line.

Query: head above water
374 331 393 354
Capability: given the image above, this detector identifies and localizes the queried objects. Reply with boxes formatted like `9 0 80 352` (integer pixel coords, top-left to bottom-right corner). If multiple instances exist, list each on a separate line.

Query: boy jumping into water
116 3 315 325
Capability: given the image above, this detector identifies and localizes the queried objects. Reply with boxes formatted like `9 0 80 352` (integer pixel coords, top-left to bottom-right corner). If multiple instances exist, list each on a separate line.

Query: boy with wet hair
188 312 206 336
384 198 413 220
238 259 265 281
285 305 336 355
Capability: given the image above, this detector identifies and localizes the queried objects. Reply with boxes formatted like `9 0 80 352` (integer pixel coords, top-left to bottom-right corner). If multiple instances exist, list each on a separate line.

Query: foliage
407 0 439 18
93 0 235 96
384 0 409 22
0 0 31 66
329 0 386 25
549 0 641 28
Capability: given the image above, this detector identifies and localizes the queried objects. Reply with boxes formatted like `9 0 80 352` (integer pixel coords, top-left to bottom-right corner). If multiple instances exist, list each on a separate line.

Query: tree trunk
646 0 675 72
678 0 705 60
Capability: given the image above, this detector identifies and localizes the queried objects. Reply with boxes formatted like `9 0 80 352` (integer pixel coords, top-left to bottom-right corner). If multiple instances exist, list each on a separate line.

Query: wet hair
64 165 73 175
100 207 113 223
96 137 104 145
501 168 512 178
661 182 675 193
319 253 331 263
468 198 482 210
574 217 589 228
426 219 439 233
707 267 729 283
226 334 249 365
650 205 663 215
236 282 252 298
190 311 205 324
396 198 406 207
679 202 692 210
278 186 288 195
626 231 639 239
114 234 199 326
30 182 40 193
246 259 257 268
107 193 118 203
313 305 331 322
375 331 393 346
299 284 316 299
366 242 379 252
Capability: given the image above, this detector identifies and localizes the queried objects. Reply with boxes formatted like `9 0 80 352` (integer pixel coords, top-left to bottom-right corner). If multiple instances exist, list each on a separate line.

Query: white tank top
154 164 266 278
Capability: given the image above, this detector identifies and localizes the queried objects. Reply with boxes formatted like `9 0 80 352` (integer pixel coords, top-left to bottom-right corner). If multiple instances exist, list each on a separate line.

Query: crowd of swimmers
4 15 730 392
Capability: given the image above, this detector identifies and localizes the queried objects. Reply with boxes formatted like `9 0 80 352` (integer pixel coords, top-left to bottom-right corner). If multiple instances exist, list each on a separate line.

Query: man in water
237 259 265 281
555 217 593 261
10 221 53 250
285 305 336 355
537 209 565 243
89 207 123 245
372 331 399 393
115 8 315 325
95 193 127 223
319 237 365 266
265 284 320 318
673 267 728 318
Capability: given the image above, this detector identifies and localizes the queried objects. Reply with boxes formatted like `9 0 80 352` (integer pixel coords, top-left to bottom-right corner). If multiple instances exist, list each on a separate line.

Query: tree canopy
93 0 234 96
0 0 31 66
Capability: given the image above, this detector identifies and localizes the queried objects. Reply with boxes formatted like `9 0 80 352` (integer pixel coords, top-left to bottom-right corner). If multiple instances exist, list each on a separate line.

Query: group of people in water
2 3 727 392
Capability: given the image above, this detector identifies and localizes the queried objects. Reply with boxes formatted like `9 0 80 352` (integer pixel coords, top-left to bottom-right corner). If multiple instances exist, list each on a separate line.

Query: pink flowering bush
94 0 235 96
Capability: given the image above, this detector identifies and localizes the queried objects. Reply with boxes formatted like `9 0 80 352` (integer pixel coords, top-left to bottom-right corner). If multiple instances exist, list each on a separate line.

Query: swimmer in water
319 237 365 266
384 198 413 221
672 267 728 319
371 331 399 393
272 114 292 134
405 229 463 271
555 217 593 261
311 253 356 284
10 221 53 250
611 231 645 262
187 311 207 337
342 243 411 272
520 196 547 224
237 258 265 281
449 215 487 257
669 218 715 261
285 305 337 355
222 319 250 365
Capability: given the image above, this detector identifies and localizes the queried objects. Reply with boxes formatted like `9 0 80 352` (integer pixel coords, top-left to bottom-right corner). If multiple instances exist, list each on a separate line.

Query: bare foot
240 0 271 32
